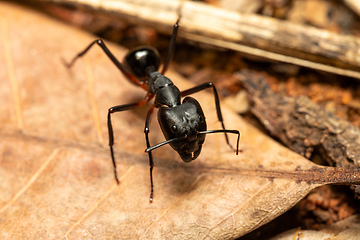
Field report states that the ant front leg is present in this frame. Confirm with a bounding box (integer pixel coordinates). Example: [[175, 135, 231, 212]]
[[107, 94, 154, 184], [144, 105, 156, 202], [181, 82, 235, 151]]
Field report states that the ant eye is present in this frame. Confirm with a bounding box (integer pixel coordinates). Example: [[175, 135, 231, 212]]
[[171, 125, 177, 133], [200, 115, 205, 123]]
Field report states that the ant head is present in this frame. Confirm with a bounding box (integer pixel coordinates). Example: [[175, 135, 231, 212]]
[[157, 97, 207, 162], [123, 46, 161, 79]]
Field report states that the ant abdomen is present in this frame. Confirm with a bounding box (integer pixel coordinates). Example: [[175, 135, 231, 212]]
[[124, 46, 161, 79]]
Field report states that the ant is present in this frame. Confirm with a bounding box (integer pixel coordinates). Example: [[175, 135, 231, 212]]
[[65, 18, 240, 202]]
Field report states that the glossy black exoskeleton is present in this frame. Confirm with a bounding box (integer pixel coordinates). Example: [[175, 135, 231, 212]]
[[65, 19, 240, 202]]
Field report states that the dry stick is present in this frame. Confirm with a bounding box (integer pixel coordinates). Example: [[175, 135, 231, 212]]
[[345, 0, 360, 17], [48, 0, 360, 79]]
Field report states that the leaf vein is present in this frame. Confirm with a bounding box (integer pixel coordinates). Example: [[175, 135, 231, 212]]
[[1, 17, 24, 129], [61, 166, 134, 239], [202, 180, 272, 239], [0, 148, 59, 214], [84, 58, 104, 145]]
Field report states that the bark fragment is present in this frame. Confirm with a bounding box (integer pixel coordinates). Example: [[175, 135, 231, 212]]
[[238, 70, 360, 169]]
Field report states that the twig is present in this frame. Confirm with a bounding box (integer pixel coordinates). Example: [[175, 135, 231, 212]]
[[345, 0, 360, 17], [46, 0, 360, 80]]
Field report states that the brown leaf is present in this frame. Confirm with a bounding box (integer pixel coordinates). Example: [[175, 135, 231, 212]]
[[270, 215, 360, 240], [0, 2, 360, 239]]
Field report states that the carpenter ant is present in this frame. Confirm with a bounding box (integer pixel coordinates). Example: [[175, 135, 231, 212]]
[[65, 18, 240, 202]]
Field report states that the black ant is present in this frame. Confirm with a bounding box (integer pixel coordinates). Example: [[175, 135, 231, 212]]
[[65, 19, 240, 202]]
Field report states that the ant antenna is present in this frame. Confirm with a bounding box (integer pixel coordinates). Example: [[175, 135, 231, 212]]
[[145, 129, 240, 154], [145, 135, 188, 153]]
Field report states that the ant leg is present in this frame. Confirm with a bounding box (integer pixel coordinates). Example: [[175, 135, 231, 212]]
[[181, 82, 235, 151], [65, 39, 148, 91], [161, 18, 180, 75], [144, 105, 156, 202], [108, 93, 154, 184]]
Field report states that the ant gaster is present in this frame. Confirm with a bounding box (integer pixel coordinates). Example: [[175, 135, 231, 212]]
[[66, 18, 240, 202]]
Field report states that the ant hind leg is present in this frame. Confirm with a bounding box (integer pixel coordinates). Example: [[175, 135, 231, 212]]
[[65, 39, 148, 91]]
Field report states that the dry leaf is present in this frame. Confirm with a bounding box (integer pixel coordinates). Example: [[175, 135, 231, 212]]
[[0, 2, 359, 239], [270, 215, 360, 240]]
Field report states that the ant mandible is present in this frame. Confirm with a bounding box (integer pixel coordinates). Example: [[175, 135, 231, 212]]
[[66, 18, 240, 202]]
